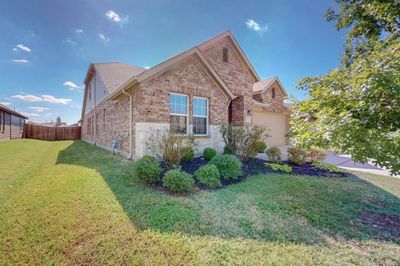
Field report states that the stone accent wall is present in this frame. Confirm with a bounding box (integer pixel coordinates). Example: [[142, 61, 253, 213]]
[[256, 81, 288, 113], [200, 37, 255, 125]]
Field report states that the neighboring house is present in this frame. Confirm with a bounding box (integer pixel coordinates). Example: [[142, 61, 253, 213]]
[[30, 116, 67, 127], [81, 31, 290, 158], [0, 104, 27, 141]]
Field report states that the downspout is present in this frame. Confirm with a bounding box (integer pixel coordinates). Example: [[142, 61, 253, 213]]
[[122, 87, 133, 159]]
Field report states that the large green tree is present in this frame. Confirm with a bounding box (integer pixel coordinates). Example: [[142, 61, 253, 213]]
[[326, 0, 400, 66], [290, 1, 400, 174]]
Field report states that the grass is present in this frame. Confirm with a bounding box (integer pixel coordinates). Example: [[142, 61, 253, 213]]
[[0, 139, 399, 265]]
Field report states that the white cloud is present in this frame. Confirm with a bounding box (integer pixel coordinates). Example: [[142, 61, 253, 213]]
[[0, 102, 11, 106], [63, 38, 77, 47], [246, 19, 268, 35], [21, 112, 40, 117], [12, 95, 41, 102], [12, 48, 18, 51], [12, 59, 29, 63], [63, 81, 82, 91], [98, 33, 110, 43], [105, 10, 128, 24], [29, 106, 49, 112], [75, 29, 83, 33], [15, 44, 32, 52], [12, 94, 72, 105], [144, 66, 151, 70], [41, 95, 72, 104]]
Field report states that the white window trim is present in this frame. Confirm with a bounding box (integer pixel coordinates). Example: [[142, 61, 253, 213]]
[[169, 92, 189, 135], [192, 96, 209, 136]]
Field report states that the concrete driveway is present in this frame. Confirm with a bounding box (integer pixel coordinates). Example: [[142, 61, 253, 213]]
[[323, 152, 399, 178]]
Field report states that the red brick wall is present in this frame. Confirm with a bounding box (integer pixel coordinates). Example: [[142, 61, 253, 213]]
[[258, 81, 288, 113], [135, 56, 229, 125], [200, 38, 255, 125]]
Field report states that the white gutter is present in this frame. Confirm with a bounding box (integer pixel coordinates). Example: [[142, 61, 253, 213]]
[[122, 87, 133, 159]]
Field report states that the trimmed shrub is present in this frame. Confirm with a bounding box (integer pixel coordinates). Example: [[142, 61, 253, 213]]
[[287, 147, 307, 165], [203, 147, 217, 160], [135, 155, 162, 184], [163, 169, 195, 193], [182, 147, 195, 162], [266, 147, 281, 162], [223, 145, 233, 155], [253, 141, 267, 153], [306, 148, 327, 162], [195, 164, 221, 188], [265, 163, 292, 173], [209, 154, 242, 180]]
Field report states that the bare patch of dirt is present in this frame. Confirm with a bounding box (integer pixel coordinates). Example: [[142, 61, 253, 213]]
[[358, 210, 400, 241]]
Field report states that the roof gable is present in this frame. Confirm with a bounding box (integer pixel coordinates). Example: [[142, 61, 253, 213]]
[[253, 76, 288, 97], [108, 47, 235, 100], [198, 31, 260, 82]]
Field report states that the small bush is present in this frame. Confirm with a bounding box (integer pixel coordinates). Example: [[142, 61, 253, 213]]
[[253, 141, 267, 153], [223, 145, 233, 155], [209, 154, 242, 180], [203, 147, 217, 160], [163, 169, 195, 193], [220, 124, 265, 160], [182, 147, 195, 162], [306, 148, 327, 162], [312, 161, 344, 173], [265, 163, 293, 173], [194, 164, 221, 188], [266, 147, 281, 162], [147, 133, 195, 167], [135, 155, 162, 184], [287, 147, 307, 165]]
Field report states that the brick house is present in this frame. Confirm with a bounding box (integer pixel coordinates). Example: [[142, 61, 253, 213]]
[[81, 31, 290, 158], [0, 103, 27, 141]]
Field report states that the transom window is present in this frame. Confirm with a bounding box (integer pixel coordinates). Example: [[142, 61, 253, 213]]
[[193, 97, 208, 135], [169, 93, 188, 134]]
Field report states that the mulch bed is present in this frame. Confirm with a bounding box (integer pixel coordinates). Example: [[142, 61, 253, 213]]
[[159, 156, 348, 189]]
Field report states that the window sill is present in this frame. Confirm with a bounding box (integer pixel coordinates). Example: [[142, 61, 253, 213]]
[[193, 135, 210, 139]]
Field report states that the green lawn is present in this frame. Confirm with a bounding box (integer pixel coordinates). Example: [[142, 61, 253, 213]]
[[1, 140, 399, 265]]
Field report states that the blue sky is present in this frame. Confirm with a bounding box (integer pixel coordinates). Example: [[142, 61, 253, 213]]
[[0, 0, 345, 124]]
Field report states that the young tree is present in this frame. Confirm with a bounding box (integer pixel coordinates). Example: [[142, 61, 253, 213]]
[[291, 1, 400, 174]]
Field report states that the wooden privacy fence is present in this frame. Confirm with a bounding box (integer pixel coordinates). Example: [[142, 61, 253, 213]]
[[25, 124, 81, 141]]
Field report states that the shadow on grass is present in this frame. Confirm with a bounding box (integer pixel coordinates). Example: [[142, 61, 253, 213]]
[[56, 141, 400, 245]]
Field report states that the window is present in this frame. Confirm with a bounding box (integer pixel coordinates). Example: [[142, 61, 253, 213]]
[[223, 47, 229, 63], [193, 97, 208, 135], [96, 112, 99, 135], [103, 109, 106, 130], [0, 112, 2, 131], [87, 117, 91, 135], [272, 88, 276, 99], [169, 93, 188, 134], [88, 83, 91, 100]]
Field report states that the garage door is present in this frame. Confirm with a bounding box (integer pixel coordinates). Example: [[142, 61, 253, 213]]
[[253, 111, 288, 146]]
